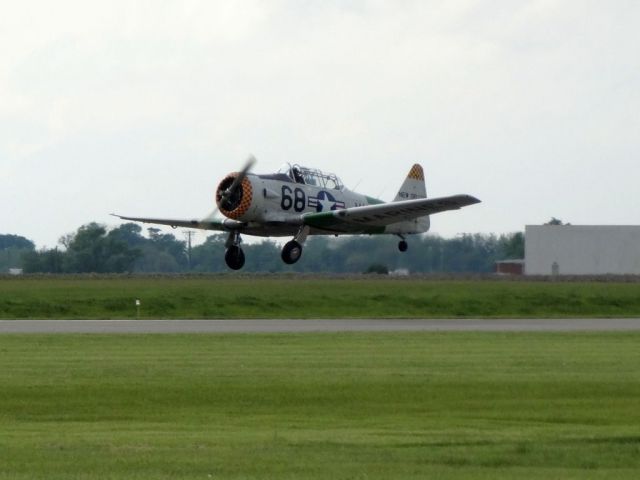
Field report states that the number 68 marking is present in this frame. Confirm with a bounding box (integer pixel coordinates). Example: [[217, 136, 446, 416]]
[[281, 186, 306, 212]]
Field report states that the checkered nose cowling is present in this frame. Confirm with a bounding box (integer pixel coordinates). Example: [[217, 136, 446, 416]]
[[216, 173, 254, 220]]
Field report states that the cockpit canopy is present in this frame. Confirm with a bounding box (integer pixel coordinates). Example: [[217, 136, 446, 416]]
[[277, 163, 344, 190]]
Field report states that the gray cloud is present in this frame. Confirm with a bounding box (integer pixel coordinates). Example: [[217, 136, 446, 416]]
[[1, 1, 639, 247]]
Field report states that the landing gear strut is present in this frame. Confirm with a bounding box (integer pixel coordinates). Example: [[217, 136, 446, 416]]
[[281, 226, 310, 265], [225, 231, 245, 270]]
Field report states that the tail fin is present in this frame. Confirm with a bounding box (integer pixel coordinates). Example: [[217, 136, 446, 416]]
[[394, 164, 426, 201]]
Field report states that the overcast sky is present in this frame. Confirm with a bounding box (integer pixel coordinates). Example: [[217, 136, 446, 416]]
[[1, 1, 638, 248]]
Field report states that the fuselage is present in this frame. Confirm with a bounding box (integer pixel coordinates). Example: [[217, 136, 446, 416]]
[[216, 170, 430, 237]]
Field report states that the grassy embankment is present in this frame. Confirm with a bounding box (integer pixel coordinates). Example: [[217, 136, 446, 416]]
[[1, 276, 640, 319], [1, 332, 639, 479]]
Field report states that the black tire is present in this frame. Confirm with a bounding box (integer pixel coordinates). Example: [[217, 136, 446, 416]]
[[398, 240, 408, 252], [281, 240, 303, 264], [225, 246, 245, 270]]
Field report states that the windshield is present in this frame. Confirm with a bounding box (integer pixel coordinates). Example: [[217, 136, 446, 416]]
[[279, 164, 344, 190]]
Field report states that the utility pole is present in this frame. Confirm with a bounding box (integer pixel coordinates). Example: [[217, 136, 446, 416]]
[[184, 231, 194, 271]]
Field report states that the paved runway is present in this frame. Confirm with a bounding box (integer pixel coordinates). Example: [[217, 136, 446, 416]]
[[1, 318, 640, 333]]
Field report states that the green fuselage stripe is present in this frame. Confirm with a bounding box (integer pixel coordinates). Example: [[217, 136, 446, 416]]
[[304, 212, 386, 234]]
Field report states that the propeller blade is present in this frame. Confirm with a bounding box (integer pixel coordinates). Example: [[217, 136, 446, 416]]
[[200, 207, 221, 222], [221, 155, 256, 203]]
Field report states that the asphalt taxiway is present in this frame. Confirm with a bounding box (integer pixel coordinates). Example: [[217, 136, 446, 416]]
[[1, 318, 640, 333]]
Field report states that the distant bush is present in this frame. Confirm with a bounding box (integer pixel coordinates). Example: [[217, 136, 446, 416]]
[[365, 263, 389, 275]]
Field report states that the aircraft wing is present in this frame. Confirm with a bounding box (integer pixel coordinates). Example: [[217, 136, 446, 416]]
[[110, 214, 242, 231], [302, 194, 480, 232]]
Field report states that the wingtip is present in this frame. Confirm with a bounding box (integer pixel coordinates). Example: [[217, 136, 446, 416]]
[[455, 195, 481, 205]]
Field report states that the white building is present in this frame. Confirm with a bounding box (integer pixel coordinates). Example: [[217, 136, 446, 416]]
[[525, 225, 640, 275]]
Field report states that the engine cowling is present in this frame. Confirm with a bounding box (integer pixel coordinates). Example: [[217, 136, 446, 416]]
[[216, 173, 254, 220]]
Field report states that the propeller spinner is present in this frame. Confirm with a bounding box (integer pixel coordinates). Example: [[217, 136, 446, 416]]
[[215, 155, 256, 219]]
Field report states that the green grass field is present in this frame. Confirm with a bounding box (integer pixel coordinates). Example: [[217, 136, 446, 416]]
[[1, 276, 640, 319], [1, 332, 639, 479]]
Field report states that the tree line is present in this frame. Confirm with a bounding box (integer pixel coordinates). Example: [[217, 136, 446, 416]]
[[1, 223, 524, 274]]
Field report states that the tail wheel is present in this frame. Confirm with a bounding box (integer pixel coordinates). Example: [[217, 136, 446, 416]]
[[281, 240, 303, 264], [398, 240, 408, 252], [225, 246, 245, 270]]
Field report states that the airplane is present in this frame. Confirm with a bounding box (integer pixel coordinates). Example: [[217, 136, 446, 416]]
[[113, 157, 480, 270]]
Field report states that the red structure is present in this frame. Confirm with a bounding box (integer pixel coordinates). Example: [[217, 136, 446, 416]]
[[495, 260, 524, 275]]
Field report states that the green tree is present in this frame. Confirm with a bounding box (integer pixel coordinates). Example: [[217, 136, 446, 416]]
[[545, 217, 570, 226], [22, 248, 64, 273], [0, 234, 35, 251], [145, 228, 188, 271], [24, 223, 142, 273], [243, 240, 283, 272], [191, 234, 227, 272], [109, 223, 147, 247], [497, 232, 524, 259], [0, 234, 35, 272]]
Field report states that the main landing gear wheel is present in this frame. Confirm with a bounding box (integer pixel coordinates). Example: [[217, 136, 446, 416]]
[[398, 240, 408, 252], [225, 245, 245, 270], [281, 240, 303, 265]]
